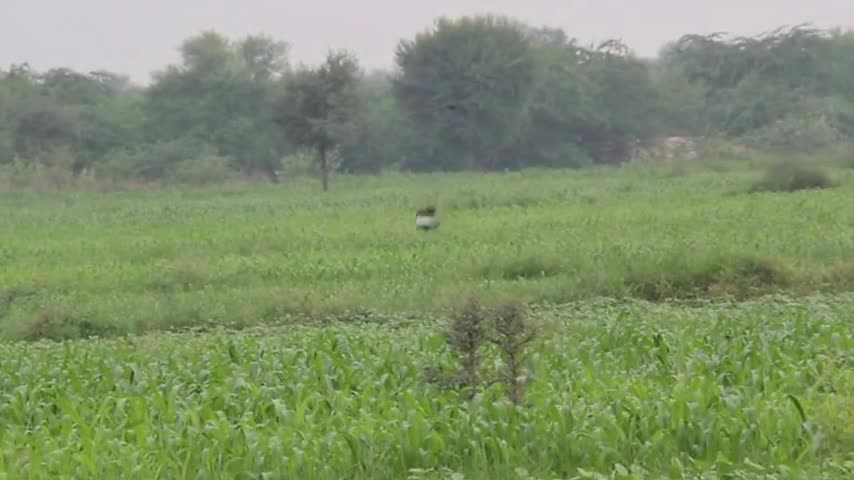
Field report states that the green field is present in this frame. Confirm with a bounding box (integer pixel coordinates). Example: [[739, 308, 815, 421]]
[[0, 297, 851, 479], [1, 162, 853, 478], [2, 164, 854, 339]]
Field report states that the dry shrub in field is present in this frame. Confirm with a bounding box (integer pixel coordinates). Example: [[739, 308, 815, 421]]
[[22, 307, 119, 341], [489, 302, 538, 405], [444, 298, 488, 389], [625, 255, 792, 301], [425, 297, 539, 404], [479, 254, 562, 281], [751, 159, 833, 193]]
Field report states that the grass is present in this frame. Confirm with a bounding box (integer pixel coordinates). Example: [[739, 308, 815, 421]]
[[0, 296, 851, 479], [1, 160, 853, 477], [2, 163, 854, 339]]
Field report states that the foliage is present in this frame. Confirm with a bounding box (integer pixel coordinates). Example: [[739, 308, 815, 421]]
[[3, 18, 854, 480], [429, 298, 489, 393], [0, 296, 850, 478], [4, 21, 854, 182], [2, 164, 854, 339], [427, 297, 538, 405], [486, 301, 538, 404], [751, 159, 835, 192], [143, 31, 290, 181], [502, 28, 600, 169], [273, 50, 362, 190], [392, 15, 538, 171], [660, 24, 854, 142], [335, 71, 409, 174], [169, 153, 237, 185]]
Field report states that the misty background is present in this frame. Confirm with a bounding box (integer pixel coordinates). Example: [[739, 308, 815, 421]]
[[3, 1, 852, 84], [1, 1, 854, 189]]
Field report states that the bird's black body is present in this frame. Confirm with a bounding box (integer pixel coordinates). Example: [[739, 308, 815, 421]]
[[416, 206, 436, 217]]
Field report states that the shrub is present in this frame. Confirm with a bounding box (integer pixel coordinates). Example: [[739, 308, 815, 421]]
[[751, 160, 833, 193], [824, 143, 854, 169], [445, 298, 488, 390], [95, 138, 218, 182], [0, 151, 76, 191], [479, 254, 562, 280], [743, 113, 844, 153], [425, 297, 539, 404], [170, 154, 236, 185], [488, 302, 538, 404], [625, 254, 792, 301]]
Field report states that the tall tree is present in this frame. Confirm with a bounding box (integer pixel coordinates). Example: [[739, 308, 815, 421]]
[[392, 15, 538, 171], [576, 40, 661, 163], [273, 50, 361, 191], [143, 31, 290, 181], [335, 70, 409, 174], [501, 28, 600, 169], [659, 24, 843, 139], [0, 65, 142, 173]]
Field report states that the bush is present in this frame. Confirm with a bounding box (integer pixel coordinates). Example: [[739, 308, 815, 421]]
[[95, 138, 218, 182], [624, 254, 792, 301], [479, 254, 562, 280], [0, 150, 77, 191], [751, 160, 833, 193], [424, 297, 539, 404], [743, 113, 844, 153], [280, 150, 319, 178], [824, 143, 854, 169], [169, 154, 236, 185]]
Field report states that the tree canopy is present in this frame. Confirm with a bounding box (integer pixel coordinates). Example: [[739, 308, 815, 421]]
[[273, 50, 361, 190], [2, 18, 853, 189]]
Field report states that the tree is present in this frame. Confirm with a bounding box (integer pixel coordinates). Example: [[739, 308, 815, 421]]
[[5, 22, 854, 185], [0, 64, 145, 173], [498, 28, 599, 169], [273, 50, 361, 191], [575, 40, 661, 163], [392, 15, 538, 171], [658, 24, 846, 141], [143, 31, 290, 181], [336, 70, 409, 174], [501, 30, 662, 167]]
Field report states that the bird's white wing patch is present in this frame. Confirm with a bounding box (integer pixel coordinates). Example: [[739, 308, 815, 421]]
[[416, 215, 436, 228]]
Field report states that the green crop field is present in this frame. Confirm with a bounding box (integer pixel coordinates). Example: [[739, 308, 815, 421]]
[[2, 163, 854, 340], [0, 298, 851, 479], [1, 161, 853, 478]]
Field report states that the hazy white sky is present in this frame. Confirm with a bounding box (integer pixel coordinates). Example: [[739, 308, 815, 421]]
[[2, 1, 853, 84]]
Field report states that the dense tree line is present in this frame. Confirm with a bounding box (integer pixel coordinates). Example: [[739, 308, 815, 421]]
[[1, 17, 853, 189]]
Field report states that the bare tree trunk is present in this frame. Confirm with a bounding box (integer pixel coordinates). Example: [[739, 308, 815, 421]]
[[506, 351, 522, 405], [319, 144, 329, 192]]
